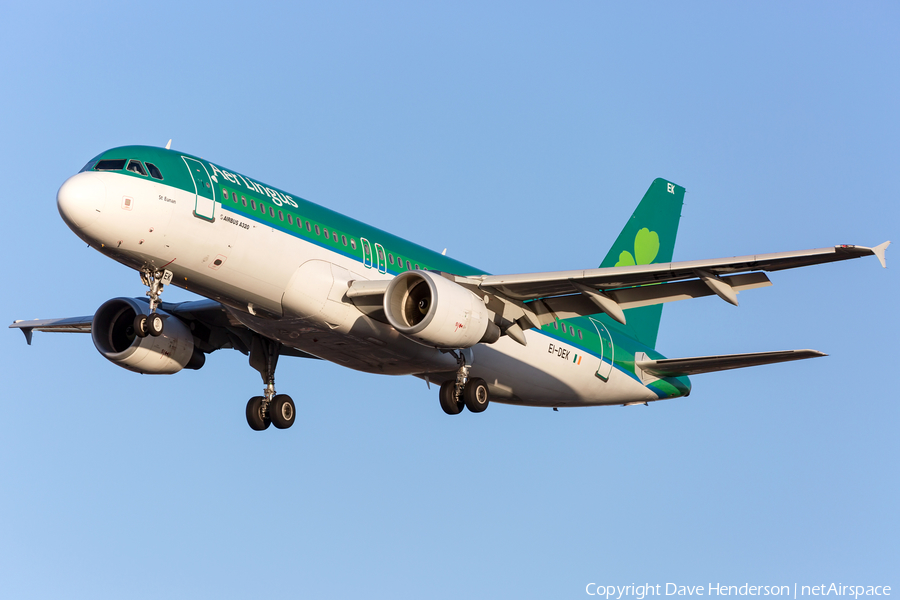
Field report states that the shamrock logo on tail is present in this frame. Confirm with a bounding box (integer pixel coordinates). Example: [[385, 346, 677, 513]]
[[615, 228, 660, 266]]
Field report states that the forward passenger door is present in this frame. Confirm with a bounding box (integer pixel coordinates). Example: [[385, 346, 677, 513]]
[[182, 157, 216, 221]]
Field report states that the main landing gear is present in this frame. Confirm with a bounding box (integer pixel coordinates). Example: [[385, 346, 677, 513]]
[[245, 336, 296, 431], [134, 268, 173, 338], [439, 351, 490, 415]]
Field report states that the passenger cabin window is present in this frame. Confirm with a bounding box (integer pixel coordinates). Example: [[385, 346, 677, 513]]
[[350, 239, 357, 250], [578, 330, 583, 339], [315, 225, 320, 235], [145, 162, 163, 180], [222, 189, 229, 200], [241, 196, 247, 207], [127, 160, 147, 176], [250, 199, 257, 210], [323, 228, 329, 238], [269, 207, 274, 218], [278, 210, 283, 221], [333, 232, 338, 243], [232, 192, 238, 203], [341, 235, 347, 246], [287, 214, 293, 225], [94, 159, 126, 171], [389, 253, 394, 264]]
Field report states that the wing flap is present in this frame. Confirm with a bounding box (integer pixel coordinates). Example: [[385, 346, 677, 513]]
[[636, 349, 827, 377], [540, 273, 772, 320]]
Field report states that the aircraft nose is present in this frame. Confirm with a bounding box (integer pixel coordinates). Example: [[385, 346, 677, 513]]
[[57, 172, 107, 230]]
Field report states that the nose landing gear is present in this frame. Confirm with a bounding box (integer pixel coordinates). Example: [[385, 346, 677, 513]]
[[134, 312, 164, 337], [134, 268, 172, 338]]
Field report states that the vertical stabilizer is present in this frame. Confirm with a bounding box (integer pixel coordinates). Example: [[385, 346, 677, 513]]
[[600, 178, 685, 348]]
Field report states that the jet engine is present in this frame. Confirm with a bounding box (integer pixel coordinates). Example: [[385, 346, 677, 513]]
[[91, 297, 205, 374], [384, 271, 500, 349]]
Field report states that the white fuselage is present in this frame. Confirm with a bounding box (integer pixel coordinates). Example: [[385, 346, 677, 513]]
[[58, 170, 659, 408]]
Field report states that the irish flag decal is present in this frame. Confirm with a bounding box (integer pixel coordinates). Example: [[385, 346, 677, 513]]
[[573, 354, 583, 365]]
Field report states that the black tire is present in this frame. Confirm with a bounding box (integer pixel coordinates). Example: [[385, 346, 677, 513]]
[[463, 377, 490, 413], [439, 381, 464, 415], [246, 396, 270, 431], [133, 314, 149, 338], [147, 313, 164, 337], [270, 394, 295, 429]]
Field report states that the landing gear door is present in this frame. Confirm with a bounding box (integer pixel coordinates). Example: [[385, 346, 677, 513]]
[[589, 317, 614, 382], [182, 156, 216, 222]]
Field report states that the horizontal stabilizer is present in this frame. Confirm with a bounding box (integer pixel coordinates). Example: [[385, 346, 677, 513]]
[[636, 349, 826, 377]]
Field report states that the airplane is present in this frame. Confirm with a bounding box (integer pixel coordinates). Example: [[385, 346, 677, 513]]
[[10, 145, 890, 431]]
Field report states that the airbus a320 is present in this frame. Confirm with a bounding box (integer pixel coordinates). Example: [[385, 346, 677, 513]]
[[11, 145, 889, 430]]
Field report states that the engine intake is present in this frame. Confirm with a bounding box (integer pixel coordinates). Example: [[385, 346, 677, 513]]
[[384, 271, 499, 349], [91, 297, 204, 374]]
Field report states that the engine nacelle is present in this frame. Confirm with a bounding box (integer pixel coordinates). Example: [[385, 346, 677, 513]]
[[384, 271, 500, 349], [91, 297, 204, 374]]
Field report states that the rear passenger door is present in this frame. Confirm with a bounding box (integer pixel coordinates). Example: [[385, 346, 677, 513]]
[[182, 157, 216, 221], [374, 243, 387, 274], [360, 238, 373, 268], [589, 317, 614, 382]]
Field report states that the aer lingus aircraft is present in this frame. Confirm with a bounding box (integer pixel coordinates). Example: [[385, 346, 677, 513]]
[[11, 145, 890, 431]]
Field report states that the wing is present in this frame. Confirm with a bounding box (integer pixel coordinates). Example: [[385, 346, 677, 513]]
[[9, 299, 319, 360], [10, 316, 93, 344], [450, 242, 890, 330], [471, 242, 889, 300], [346, 241, 888, 346]]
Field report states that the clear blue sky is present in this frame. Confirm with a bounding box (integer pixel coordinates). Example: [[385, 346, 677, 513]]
[[1, 2, 897, 598]]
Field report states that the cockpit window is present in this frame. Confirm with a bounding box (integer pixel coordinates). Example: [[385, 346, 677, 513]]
[[145, 162, 163, 180], [127, 160, 147, 176], [94, 159, 126, 171], [80, 160, 97, 172]]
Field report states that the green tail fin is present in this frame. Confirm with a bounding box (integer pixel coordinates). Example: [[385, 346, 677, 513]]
[[600, 178, 685, 349]]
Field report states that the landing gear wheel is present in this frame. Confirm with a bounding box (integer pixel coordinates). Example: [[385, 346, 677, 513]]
[[246, 396, 271, 431], [147, 313, 164, 337], [270, 394, 296, 429], [439, 381, 464, 415], [133, 314, 149, 338], [464, 377, 490, 413]]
